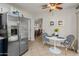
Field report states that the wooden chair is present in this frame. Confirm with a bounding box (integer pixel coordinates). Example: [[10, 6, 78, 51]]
[[61, 34, 75, 55]]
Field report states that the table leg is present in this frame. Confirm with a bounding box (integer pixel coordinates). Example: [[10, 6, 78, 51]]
[[49, 40, 61, 54]]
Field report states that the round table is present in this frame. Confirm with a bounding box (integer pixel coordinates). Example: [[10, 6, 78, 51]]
[[46, 36, 66, 54]]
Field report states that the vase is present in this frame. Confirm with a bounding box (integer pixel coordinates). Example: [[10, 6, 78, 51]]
[[55, 32, 59, 37]]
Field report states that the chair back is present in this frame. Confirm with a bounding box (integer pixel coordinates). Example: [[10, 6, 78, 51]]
[[42, 33, 48, 36], [42, 33, 49, 42], [64, 34, 75, 47]]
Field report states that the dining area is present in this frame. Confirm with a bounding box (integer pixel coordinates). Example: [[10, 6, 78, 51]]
[[42, 32, 76, 55]]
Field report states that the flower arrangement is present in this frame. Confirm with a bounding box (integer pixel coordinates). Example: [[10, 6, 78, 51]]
[[54, 28, 59, 32], [54, 28, 59, 36]]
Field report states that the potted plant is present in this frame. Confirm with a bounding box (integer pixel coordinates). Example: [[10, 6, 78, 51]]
[[54, 28, 59, 37]]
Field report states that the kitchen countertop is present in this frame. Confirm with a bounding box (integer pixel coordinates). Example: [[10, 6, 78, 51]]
[[0, 36, 5, 40]]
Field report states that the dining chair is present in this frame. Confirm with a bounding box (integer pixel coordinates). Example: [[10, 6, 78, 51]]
[[42, 33, 49, 44], [61, 34, 75, 55]]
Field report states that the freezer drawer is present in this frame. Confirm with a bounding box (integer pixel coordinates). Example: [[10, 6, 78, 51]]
[[19, 38, 28, 55]]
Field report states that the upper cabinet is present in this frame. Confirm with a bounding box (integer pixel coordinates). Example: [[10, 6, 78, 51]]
[[0, 4, 21, 14], [0, 4, 10, 13]]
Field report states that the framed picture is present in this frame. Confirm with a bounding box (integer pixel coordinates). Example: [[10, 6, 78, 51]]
[[58, 21, 63, 26], [50, 21, 54, 26]]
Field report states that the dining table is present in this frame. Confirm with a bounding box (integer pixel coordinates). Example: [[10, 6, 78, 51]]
[[46, 36, 66, 54]]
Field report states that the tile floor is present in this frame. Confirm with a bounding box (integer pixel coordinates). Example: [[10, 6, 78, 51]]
[[23, 36, 79, 56]]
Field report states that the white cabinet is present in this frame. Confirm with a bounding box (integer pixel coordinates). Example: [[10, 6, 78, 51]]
[[0, 4, 10, 13]]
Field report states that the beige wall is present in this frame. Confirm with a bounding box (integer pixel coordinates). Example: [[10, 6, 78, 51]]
[[35, 7, 77, 38]]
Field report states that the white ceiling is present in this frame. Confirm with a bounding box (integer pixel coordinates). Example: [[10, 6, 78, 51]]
[[12, 3, 78, 15]]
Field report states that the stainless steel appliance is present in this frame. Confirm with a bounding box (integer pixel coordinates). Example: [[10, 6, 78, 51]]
[[0, 12, 29, 56]]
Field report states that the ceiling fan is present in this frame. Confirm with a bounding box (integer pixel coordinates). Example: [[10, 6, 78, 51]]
[[42, 3, 63, 12]]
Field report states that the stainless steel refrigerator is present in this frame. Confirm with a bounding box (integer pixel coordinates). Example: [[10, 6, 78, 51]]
[[0, 12, 29, 56]]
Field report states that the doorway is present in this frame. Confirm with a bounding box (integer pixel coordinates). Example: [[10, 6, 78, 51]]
[[34, 18, 43, 39]]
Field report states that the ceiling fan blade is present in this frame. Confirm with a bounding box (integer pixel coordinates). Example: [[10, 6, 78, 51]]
[[56, 3, 62, 5], [56, 7, 63, 9], [56, 5, 62, 8], [42, 4, 48, 9]]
